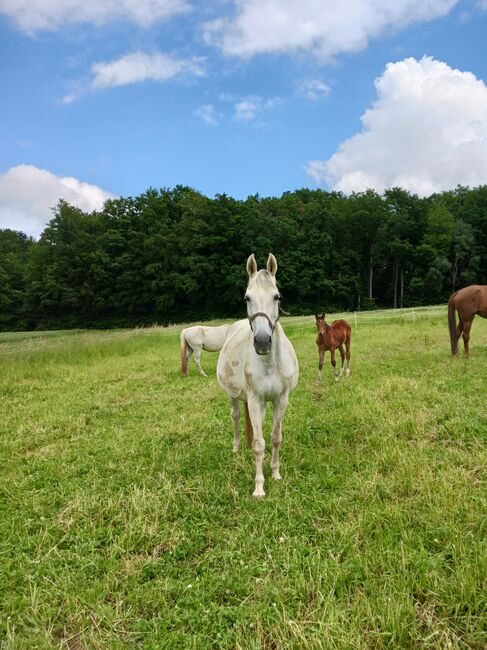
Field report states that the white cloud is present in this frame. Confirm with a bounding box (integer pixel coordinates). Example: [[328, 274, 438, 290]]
[[0, 0, 189, 33], [0, 165, 114, 236], [298, 79, 331, 100], [204, 0, 459, 60], [218, 94, 278, 122], [61, 51, 205, 102], [194, 104, 222, 126], [234, 99, 260, 122], [91, 51, 205, 89], [306, 57, 487, 196]]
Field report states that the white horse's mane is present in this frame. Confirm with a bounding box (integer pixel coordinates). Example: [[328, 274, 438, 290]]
[[248, 269, 277, 290]]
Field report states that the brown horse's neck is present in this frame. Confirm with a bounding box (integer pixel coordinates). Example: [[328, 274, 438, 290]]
[[318, 323, 333, 348]]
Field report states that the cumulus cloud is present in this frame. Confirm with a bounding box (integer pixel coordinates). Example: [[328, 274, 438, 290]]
[[306, 57, 487, 196], [204, 0, 459, 60], [0, 165, 114, 236], [0, 0, 189, 33]]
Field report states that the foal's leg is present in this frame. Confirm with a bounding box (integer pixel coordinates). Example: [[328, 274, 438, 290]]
[[345, 336, 351, 376], [231, 398, 240, 452], [338, 345, 345, 377], [248, 395, 266, 497], [317, 349, 325, 383], [193, 347, 207, 377], [270, 392, 289, 481], [330, 348, 339, 381]]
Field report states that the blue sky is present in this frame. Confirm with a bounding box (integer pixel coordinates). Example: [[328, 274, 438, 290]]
[[1, 0, 487, 235]]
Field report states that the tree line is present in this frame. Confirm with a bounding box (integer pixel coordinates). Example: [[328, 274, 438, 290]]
[[1, 184, 486, 331]]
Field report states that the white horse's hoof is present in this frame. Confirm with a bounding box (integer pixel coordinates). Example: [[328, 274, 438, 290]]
[[334, 376, 339, 382], [272, 471, 282, 481], [232, 445, 239, 453], [252, 485, 265, 497]]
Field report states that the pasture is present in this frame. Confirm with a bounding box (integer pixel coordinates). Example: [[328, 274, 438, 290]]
[[1, 311, 486, 649]]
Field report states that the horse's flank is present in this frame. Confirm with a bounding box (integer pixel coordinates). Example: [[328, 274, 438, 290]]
[[180, 322, 245, 376], [448, 284, 487, 356]]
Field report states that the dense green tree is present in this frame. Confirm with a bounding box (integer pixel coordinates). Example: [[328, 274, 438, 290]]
[[0, 229, 34, 329], [0, 184, 486, 330]]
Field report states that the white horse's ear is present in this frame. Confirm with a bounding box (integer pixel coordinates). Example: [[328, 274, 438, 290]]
[[246, 254, 258, 278], [266, 253, 278, 276]]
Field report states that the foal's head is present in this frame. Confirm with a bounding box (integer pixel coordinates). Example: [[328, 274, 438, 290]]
[[315, 313, 327, 337], [245, 253, 281, 355]]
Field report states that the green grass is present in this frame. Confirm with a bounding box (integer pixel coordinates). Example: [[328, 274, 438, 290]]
[[1, 312, 486, 649]]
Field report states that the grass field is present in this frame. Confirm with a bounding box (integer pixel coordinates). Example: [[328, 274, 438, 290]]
[[1, 311, 486, 649]]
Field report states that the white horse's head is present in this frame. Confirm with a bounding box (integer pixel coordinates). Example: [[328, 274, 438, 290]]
[[245, 253, 281, 355]]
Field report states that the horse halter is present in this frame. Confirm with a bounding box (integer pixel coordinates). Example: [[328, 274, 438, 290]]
[[248, 310, 279, 333], [248, 305, 288, 333]]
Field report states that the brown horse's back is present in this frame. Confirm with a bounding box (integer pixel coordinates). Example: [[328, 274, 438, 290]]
[[453, 285, 487, 317]]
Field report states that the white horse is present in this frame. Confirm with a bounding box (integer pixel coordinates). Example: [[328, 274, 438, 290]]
[[180, 322, 245, 376], [217, 253, 299, 497]]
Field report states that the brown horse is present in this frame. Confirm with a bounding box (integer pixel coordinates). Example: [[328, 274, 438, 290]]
[[448, 285, 487, 356], [315, 313, 352, 382]]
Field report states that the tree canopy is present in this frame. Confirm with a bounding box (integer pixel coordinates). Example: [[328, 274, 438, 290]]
[[1, 185, 486, 331]]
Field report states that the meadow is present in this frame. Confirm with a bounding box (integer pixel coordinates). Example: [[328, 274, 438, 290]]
[[1, 311, 486, 649]]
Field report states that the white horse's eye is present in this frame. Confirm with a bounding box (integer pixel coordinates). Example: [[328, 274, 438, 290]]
[[244, 295, 250, 302], [274, 294, 280, 301]]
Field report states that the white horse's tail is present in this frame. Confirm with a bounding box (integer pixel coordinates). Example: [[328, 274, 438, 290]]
[[180, 330, 191, 375], [244, 401, 253, 448]]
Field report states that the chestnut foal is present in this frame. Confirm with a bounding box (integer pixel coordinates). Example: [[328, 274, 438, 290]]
[[315, 313, 352, 383]]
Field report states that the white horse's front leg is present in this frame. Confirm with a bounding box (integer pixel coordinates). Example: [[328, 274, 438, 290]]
[[193, 348, 207, 377], [271, 392, 289, 481], [248, 396, 266, 497], [231, 398, 240, 453]]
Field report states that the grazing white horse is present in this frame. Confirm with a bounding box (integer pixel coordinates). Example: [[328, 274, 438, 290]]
[[217, 253, 299, 497], [180, 322, 245, 376]]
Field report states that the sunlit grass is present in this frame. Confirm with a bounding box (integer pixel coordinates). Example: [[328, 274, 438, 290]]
[[1, 312, 486, 648]]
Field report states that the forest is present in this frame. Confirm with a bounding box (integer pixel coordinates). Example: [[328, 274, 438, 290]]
[[1, 184, 486, 331]]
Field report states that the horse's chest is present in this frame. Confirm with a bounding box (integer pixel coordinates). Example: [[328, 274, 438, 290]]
[[247, 368, 286, 399]]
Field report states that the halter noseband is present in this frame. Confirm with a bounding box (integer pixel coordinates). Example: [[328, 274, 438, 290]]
[[248, 305, 288, 333], [248, 311, 279, 333]]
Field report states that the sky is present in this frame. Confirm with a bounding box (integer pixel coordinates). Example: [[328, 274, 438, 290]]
[[1, 0, 487, 235]]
